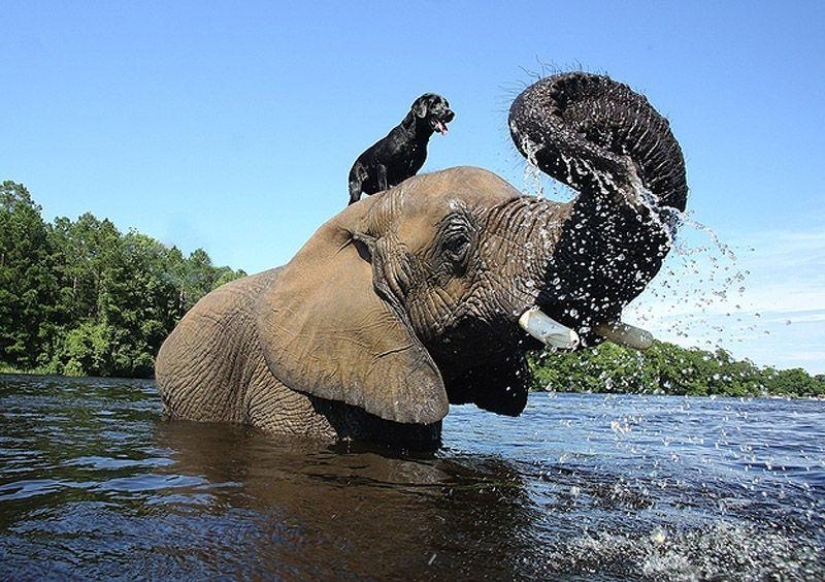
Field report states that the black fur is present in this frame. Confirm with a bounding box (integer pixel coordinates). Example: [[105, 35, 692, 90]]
[[348, 93, 454, 205]]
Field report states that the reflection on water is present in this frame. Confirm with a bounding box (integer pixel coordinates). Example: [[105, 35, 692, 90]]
[[1, 374, 823, 580]]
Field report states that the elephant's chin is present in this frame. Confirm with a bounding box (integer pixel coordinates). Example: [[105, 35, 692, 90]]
[[518, 307, 653, 351]]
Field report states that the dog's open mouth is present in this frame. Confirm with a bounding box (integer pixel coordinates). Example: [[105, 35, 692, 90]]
[[430, 107, 455, 135], [432, 119, 449, 135]]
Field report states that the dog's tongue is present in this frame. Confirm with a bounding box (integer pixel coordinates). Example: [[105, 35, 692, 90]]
[[435, 120, 448, 135]]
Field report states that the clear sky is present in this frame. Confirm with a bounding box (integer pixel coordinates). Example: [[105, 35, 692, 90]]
[[3, 2, 824, 374]]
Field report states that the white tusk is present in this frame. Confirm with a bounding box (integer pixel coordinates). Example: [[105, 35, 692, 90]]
[[519, 309, 580, 350], [593, 322, 654, 350]]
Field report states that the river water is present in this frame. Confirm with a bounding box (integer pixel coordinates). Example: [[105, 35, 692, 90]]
[[1, 374, 823, 580]]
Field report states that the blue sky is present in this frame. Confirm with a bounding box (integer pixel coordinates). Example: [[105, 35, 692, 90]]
[[3, 2, 824, 374]]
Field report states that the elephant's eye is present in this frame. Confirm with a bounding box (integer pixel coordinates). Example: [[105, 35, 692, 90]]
[[437, 210, 475, 273], [442, 234, 471, 262]]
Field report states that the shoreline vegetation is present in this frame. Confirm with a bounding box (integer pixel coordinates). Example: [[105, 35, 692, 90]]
[[1, 180, 245, 378], [528, 342, 825, 399], [3, 180, 824, 397]]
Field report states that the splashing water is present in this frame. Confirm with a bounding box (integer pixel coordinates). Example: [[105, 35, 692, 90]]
[[513, 140, 754, 360], [627, 210, 755, 355], [513, 128, 554, 199]]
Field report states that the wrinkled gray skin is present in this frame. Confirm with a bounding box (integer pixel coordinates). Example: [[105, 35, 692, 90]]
[[508, 72, 687, 335], [155, 72, 688, 449]]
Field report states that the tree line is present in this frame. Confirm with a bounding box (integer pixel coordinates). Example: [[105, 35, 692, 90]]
[[1, 181, 245, 377], [3, 180, 823, 396], [529, 341, 825, 398]]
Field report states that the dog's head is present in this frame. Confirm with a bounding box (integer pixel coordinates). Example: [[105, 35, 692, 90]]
[[412, 93, 455, 135]]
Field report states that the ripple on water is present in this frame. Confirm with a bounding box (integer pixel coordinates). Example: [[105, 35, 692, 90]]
[[1, 375, 824, 580]]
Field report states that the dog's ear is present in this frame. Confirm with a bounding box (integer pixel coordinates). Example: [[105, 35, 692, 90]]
[[413, 93, 436, 118]]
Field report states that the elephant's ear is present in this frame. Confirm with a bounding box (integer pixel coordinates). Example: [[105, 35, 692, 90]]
[[256, 200, 448, 425]]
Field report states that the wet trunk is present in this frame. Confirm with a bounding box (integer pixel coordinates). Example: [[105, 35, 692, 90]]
[[507, 72, 689, 345], [509, 72, 687, 213], [535, 190, 674, 340], [479, 192, 668, 333]]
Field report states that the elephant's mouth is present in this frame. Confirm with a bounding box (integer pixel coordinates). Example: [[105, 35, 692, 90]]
[[518, 306, 653, 351]]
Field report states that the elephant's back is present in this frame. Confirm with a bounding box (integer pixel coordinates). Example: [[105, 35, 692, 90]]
[[192, 267, 283, 315], [154, 268, 284, 421]]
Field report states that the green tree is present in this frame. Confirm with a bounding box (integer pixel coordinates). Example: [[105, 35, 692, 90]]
[[766, 367, 823, 397], [0, 181, 58, 368], [177, 248, 245, 312], [59, 322, 112, 376], [49, 212, 125, 324], [2, 181, 248, 377], [530, 339, 822, 398], [102, 231, 184, 376]]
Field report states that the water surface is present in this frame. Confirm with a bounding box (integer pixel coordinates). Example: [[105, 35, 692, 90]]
[[1, 374, 823, 580]]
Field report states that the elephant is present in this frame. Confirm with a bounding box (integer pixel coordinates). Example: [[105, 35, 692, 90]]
[[155, 72, 688, 449]]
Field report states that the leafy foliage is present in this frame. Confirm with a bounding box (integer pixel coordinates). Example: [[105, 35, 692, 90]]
[[0, 181, 246, 377], [529, 341, 825, 398], [1, 182, 58, 369]]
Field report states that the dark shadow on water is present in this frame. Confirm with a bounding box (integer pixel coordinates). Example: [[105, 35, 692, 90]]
[[150, 420, 546, 580]]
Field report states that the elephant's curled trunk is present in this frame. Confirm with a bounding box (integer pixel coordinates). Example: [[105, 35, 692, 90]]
[[508, 72, 689, 347], [509, 72, 687, 212]]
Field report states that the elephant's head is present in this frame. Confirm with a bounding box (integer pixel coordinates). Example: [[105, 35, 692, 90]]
[[156, 72, 687, 444], [259, 73, 686, 427]]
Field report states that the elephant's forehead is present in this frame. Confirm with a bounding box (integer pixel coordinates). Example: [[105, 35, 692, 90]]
[[400, 166, 520, 214], [388, 167, 520, 251]]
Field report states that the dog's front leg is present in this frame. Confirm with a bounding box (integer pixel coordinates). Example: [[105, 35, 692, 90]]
[[348, 162, 368, 205], [376, 164, 389, 192], [348, 178, 362, 205]]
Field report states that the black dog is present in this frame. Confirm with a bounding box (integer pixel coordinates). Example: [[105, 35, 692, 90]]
[[348, 93, 454, 205]]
